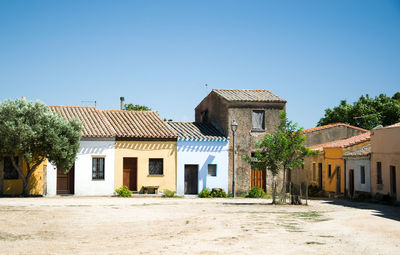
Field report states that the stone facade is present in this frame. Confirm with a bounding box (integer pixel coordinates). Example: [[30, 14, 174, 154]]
[[195, 90, 286, 194], [304, 125, 367, 147]]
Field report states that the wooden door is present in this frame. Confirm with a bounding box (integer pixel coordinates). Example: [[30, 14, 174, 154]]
[[349, 169, 354, 198], [123, 158, 137, 191], [251, 169, 266, 192], [336, 166, 341, 194], [318, 163, 323, 188], [184, 165, 198, 195], [57, 165, 74, 194], [390, 166, 396, 198]]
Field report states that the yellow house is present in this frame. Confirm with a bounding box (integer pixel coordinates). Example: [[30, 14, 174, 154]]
[[0, 156, 45, 195], [313, 132, 371, 194], [102, 110, 177, 193]]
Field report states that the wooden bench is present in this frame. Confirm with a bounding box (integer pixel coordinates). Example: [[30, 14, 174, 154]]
[[142, 186, 159, 194]]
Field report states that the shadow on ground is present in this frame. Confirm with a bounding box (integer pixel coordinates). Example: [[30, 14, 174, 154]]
[[322, 199, 400, 222]]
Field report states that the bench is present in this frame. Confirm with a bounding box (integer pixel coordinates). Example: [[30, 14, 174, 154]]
[[142, 186, 159, 194]]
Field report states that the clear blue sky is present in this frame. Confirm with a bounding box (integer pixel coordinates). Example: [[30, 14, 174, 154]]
[[1, 0, 399, 129]]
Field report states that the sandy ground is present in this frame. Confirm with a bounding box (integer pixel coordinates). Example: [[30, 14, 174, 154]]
[[0, 197, 399, 255]]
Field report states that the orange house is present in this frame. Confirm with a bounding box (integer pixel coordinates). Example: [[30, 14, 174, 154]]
[[309, 132, 371, 194]]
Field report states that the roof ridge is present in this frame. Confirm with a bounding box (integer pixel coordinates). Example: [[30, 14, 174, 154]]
[[100, 109, 158, 113], [302, 123, 368, 133], [49, 105, 97, 109]]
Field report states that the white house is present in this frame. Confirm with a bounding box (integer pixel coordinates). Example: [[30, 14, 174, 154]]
[[46, 106, 116, 196], [168, 122, 229, 195], [344, 143, 371, 197]]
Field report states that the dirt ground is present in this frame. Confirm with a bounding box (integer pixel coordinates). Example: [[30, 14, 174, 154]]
[[0, 197, 399, 255]]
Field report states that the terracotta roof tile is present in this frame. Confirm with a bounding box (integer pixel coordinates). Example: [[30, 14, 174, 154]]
[[309, 132, 371, 151], [302, 123, 368, 134], [49, 106, 116, 138], [102, 110, 177, 139], [168, 122, 227, 141], [212, 89, 286, 103], [343, 144, 371, 157], [384, 122, 400, 128]]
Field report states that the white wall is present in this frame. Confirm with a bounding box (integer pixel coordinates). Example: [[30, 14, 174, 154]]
[[176, 140, 229, 195], [346, 158, 371, 193], [47, 140, 115, 196]]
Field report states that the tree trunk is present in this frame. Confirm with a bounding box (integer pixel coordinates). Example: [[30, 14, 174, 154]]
[[11, 156, 43, 196], [281, 167, 286, 204], [272, 176, 277, 204]]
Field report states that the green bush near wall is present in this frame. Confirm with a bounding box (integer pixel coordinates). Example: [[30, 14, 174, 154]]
[[115, 186, 132, 197]]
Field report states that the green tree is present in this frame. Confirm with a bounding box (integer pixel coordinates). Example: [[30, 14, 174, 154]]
[[124, 103, 151, 111], [277, 111, 313, 203], [318, 93, 400, 130], [244, 111, 311, 204], [0, 99, 82, 196]]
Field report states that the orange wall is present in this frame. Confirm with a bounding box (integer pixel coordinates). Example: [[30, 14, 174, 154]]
[[324, 148, 345, 193]]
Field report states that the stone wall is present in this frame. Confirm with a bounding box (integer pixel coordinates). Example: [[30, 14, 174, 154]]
[[304, 126, 366, 147]]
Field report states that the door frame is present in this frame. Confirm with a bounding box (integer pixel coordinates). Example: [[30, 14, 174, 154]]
[[56, 164, 75, 195], [123, 157, 138, 191], [390, 166, 396, 199], [184, 164, 199, 195], [349, 169, 355, 198]]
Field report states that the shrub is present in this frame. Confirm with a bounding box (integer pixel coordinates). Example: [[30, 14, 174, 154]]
[[210, 188, 226, 198], [308, 184, 320, 197], [163, 189, 176, 197], [115, 186, 132, 197], [198, 188, 211, 198], [246, 186, 266, 198]]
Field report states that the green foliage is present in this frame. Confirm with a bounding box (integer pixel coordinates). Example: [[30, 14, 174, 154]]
[[246, 186, 266, 198], [0, 99, 82, 195], [163, 189, 176, 197], [198, 188, 211, 198], [115, 186, 132, 197], [210, 188, 226, 198], [243, 111, 311, 204], [124, 103, 151, 111], [317, 93, 400, 130]]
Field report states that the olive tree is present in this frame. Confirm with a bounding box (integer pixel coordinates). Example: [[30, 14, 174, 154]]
[[0, 99, 82, 196]]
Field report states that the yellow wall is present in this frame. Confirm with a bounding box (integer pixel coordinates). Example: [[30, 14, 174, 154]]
[[292, 153, 324, 189], [114, 141, 177, 192], [1, 157, 45, 195], [324, 148, 344, 193]]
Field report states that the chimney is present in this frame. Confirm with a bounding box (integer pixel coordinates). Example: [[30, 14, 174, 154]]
[[120, 97, 125, 110], [22, 96, 26, 101]]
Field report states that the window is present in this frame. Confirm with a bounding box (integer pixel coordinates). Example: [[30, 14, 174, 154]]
[[208, 164, 217, 176], [200, 110, 208, 123], [312, 163, 316, 181], [92, 158, 105, 180], [149, 158, 163, 175], [360, 166, 365, 184], [328, 164, 332, 178], [4, 157, 19, 180], [252, 110, 265, 131], [377, 162, 382, 184]]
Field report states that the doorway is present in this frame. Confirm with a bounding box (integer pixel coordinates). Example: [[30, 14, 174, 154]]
[[123, 158, 137, 191], [184, 165, 198, 195], [57, 164, 74, 194], [336, 166, 341, 194], [318, 163, 323, 188], [349, 169, 355, 198], [390, 166, 396, 199], [251, 168, 266, 192]]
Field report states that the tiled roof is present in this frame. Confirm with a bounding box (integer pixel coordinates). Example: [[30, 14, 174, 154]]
[[343, 144, 371, 157], [384, 122, 400, 129], [212, 89, 286, 103], [302, 123, 367, 134], [310, 131, 371, 152], [49, 106, 116, 138], [102, 110, 177, 139], [168, 122, 227, 141]]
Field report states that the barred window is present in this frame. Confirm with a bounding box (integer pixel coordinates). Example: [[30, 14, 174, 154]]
[[208, 164, 217, 177], [4, 157, 19, 180], [149, 159, 163, 175], [360, 166, 365, 184], [92, 158, 105, 180], [377, 162, 382, 184]]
